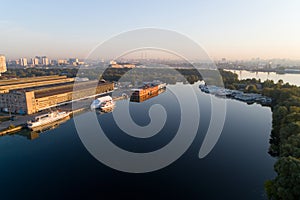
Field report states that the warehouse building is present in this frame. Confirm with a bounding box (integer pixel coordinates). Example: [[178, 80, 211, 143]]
[[0, 76, 114, 114]]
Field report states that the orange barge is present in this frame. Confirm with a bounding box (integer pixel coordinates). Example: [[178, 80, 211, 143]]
[[130, 83, 160, 102]]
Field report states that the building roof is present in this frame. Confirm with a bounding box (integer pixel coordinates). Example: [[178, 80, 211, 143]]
[[0, 76, 74, 91], [33, 80, 112, 98]]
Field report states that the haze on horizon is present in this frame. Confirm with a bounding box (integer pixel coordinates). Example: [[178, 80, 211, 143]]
[[0, 0, 300, 60]]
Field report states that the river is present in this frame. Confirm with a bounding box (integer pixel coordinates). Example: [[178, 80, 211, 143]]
[[0, 82, 275, 200], [226, 69, 300, 86]]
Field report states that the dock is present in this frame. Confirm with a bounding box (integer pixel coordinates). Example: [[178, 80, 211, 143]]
[[0, 125, 24, 136], [0, 107, 86, 136], [0, 94, 129, 136], [199, 84, 272, 105]]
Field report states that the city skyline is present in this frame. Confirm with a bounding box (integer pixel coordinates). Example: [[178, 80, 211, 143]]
[[1, 1, 300, 60]]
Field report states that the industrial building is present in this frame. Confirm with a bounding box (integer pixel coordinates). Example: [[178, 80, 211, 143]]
[[0, 75, 114, 114], [109, 60, 136, 68]]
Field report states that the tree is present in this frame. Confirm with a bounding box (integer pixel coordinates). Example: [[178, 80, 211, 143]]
[[263, 79, 275, 88], [280, 122, 300, 142], [278, 79, 284, 86], [281, 134, 300, 157], [272, 157, 300, 200], [245, 84, 258, 93], [273, 106, 288, 126]]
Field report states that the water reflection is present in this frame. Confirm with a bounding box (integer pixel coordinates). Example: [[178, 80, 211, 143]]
[[17, 116, 71, 140], [0, 82, 276, 200], [130, 88, 166, 102], [227, 69, 300, 86]]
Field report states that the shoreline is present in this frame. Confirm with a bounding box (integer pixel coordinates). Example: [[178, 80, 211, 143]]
[[0, 95, 128, 136]]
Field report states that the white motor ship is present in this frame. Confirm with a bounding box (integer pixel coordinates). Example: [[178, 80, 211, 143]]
[[27, 111, 70, 129], [90, 95, 114, 110]]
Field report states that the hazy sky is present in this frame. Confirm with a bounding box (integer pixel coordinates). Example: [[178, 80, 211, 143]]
[[0, 0, 300, 60]]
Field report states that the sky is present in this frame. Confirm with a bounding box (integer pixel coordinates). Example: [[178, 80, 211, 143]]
[[0, 0, 300, 60]]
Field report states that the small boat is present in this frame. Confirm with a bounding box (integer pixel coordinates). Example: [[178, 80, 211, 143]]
[[27, 111, 70, 130], [90, 95, 114, 110]]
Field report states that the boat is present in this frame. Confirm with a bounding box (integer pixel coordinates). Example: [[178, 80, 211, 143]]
[[90, 95, 113, 109], [27, 111, 70, 130], [130, 83, 158, 102], [130, 81, 167, 102], [199, 85, 220, 94]]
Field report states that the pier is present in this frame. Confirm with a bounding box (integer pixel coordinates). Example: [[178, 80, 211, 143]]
[[199, 84, 272, 105], [0, 94, 129, 136]]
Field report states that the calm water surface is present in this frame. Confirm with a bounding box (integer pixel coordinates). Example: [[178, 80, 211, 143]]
[[0, 83, 275, 200], [226, 69, 300, 86]]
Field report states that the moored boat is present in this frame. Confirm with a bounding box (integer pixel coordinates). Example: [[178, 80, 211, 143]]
[[90, 95, 113, 110], [27, 111, 70, 130], [130, 82, 159, 102]]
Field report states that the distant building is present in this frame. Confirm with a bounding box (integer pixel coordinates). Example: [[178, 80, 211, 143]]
[[123, 63, 136, 68], [77, 61, 85, 66], [58, 59, 68, 65], [41, 56, 49, 65], [10, 59, 20, 66], [69, 58, 79, 66], [8, 60, 18, 66], [69, 58, 84, 66], [50, 59, 58, 65], [109, 60, 136, 68], [220, 58, 227, 64], [32, 57, 40, 66], [0, 55, 7, 75], [31, 56, 49, 66], [20, 58, 28, 67]]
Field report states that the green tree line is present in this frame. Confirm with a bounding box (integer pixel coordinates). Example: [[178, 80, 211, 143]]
[[221, 70, 300, 200]]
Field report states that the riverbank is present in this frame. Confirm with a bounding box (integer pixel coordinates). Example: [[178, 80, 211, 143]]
[[220, 69, 300, 199], [0, 95, 128, 136], [224, 69, 300, 86], [199, 84, 272, 105], [0, 107, 86, 136], [0, 125, 23, 136], [221, 68, 300, 74]]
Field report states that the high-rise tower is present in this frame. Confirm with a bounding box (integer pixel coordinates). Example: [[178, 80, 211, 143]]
[[0, 54, 7, 76]]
